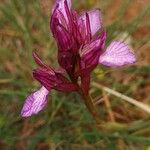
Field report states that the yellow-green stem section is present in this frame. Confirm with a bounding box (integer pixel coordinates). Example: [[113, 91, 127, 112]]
[[82, 93, 101, 124], [70, 77, 101, 124]]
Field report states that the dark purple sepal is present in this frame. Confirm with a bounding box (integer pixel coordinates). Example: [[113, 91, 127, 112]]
[[33, 68, 78, 93]]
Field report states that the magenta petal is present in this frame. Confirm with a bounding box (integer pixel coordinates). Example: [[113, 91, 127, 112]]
[[78, 9, 102, 36], [52, 0, 71, 22], [75, 32, 106, 77], [99, 41, 136, 67], [55, 24, 72, 51], [21, 86, 49, 117], [88, 9, 102, 36], [80, 38, 101, 67], [32, 51, 49, 69], [53, 0, 71, 12], [81, 32, 106, 57]]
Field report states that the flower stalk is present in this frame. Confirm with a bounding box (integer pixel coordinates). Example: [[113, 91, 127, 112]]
[[81, 92, 101, 124]]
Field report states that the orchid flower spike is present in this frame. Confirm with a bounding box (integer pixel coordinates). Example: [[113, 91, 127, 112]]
[[21, 0, 136, 117]]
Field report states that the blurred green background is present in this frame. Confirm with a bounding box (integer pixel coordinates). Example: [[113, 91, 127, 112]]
[[0, 0, 150, 149]]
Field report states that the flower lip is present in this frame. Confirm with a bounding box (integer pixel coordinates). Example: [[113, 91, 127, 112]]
[[21, 86, 49, 117], [99, 41, 136, 67]]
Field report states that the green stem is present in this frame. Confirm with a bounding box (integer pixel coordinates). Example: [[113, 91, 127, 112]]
[[69, 76, 101, 124], [80, 91, 101, 124]]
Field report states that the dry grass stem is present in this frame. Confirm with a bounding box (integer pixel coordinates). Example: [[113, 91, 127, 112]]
[[92, 82, 150, 114], [103, 91, 115, 122]]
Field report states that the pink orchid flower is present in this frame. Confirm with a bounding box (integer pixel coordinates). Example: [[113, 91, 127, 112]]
[[21, 0, 136, 117]]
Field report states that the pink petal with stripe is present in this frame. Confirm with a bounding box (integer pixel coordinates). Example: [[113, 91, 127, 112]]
[[99, 41, 136, 67], [21, 86, 49, 117], [52, 0, 71, 22], [78, 9, 102, 36]]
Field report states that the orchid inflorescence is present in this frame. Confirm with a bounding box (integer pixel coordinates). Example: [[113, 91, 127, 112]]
[[21, 0, 136, 121]]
